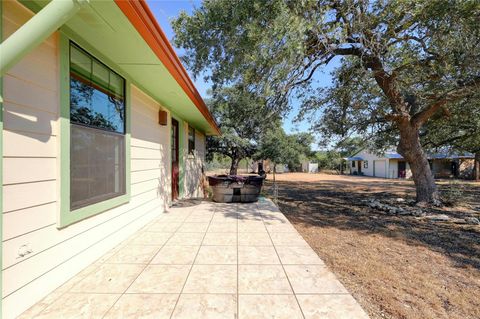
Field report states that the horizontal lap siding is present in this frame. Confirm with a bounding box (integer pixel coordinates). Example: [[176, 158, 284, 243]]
[[2, 2, 170, 318], [184, 129, 206, 198]]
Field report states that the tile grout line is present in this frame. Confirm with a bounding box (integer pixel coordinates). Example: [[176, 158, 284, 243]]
[[262, 201, 307, 319], [168, 204, 217, 319], [100, 208, 192, 319], [30, 223, 149, 318]]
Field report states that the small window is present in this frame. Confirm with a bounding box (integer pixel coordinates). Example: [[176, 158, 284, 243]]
[[364, 161, 368, 168], [188, 126, 195, 154], [69, 42, 126, 210], [352, 161, 355, 168]]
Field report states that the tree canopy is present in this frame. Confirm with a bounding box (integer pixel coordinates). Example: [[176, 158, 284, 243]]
[[254, 126, 314, 172], [173, 0, 480, 203], [206, 85, 278, 174]]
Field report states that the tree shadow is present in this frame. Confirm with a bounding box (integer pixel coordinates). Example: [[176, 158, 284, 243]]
[[264, 179, 480, 270]]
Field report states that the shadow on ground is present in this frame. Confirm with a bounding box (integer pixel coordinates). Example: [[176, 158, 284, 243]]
[[265, 179, 480, 269]]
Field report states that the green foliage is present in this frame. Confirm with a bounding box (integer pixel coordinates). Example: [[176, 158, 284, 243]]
[[255, 126, 313, 171], [422, 97, 480, 155], [173, 0, 480, 201], [441, 180, 466, 207], [206, 85, 279, 174]]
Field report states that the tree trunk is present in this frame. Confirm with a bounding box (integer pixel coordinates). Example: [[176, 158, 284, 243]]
[[229, 157, 240, 175], [397, 122, 441, 205], [474, 152, 480, 181]]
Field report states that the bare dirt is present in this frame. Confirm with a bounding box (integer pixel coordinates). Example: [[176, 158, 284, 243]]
[[264, 173, 480, 319]]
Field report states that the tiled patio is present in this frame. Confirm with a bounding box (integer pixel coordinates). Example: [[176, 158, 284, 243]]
[[19, 198, 369, 319]]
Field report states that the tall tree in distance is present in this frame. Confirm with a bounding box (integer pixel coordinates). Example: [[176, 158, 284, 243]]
[[206, 85, 278, 175], [173, 0, 480, 205]]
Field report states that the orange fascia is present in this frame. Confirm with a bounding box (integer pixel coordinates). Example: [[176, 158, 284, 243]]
[[114, 0, 220, 135]]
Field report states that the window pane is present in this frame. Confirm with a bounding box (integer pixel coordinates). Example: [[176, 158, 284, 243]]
[[70, 78, 125, 133], [70, 43, 125, 133], [70, 124, 126, 210], [70, 45, 91, 80]]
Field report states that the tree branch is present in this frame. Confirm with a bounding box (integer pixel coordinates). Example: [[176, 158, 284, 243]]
[[412, 76, 480, 126]]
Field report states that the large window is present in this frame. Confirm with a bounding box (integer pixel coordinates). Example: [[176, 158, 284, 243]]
[[69, 43, 126, 210], [188, 126, 195, 155]]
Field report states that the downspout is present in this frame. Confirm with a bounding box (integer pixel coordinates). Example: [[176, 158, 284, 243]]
[[0, 0, 89, 76]]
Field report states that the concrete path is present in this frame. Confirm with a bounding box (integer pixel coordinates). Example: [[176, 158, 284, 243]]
[[19, 198, 369, 318]]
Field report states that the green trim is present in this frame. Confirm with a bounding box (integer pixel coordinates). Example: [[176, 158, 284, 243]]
[[58, 32, 131, 228], [0, 1, 4, 314], [178, 118, 185, 198], [0, 0, 88, 76]]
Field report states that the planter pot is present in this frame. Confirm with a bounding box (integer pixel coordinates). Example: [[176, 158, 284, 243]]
[[208, 175, 265, 203]]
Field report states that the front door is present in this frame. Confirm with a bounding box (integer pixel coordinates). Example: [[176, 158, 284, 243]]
[[171, 118, 179, 200], [398, 161, 406, 178]]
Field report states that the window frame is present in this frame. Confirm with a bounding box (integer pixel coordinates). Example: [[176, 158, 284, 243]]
[[58, 34, 131, 228]]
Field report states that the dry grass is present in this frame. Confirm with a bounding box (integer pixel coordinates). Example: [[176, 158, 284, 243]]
[[264, 173, 480, 319]]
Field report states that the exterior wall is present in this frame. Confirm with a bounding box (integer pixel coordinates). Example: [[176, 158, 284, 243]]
[[1, 2, 205, 317], [349, 151, 379, 176], [459, 159, 474, 179], [388, 160, 412, 179], [183, 126, 206, 198]]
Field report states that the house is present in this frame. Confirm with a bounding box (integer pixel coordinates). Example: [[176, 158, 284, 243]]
[[0, 0, 220, 317], [301, 160, 319, 173], [345, 149, 474, 179]]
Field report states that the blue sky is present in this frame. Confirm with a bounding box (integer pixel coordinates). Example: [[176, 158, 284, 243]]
[[146, 0, 337, 138]]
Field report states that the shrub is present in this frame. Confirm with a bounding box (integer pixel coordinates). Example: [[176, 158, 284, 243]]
[[442, 180, 465, 206]]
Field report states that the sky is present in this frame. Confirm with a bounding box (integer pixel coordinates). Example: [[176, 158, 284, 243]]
[[146, 0, 338, 138]]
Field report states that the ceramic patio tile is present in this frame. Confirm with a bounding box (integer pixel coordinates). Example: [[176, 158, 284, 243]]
[[284, 265, 348, 294], [148, 221, 182, 232], [129, 231, 173, 245], [203, 232, 237, 245], [171, 294, 237, 319], [107, 244, 161, 264], [238, 222, 267, 233], [35, 293, 120, 319], [195, 245, 237, 264], [207, 222, 238, 232], [183, 265, 237, 293], [16, 292, 63, 319], [166, 232, 205, 245], [238, 246, 280, 264], [238, 232, 272, 246], [150, 245, 199, 265], [70, 264, 144, 293], [266, 223, 298, 233], [177, 222, 210, 233], [211, 213, 239, 223], [238, 265, 292, 294], [297, 294, 370, 319], [276, 245, 325, 265], [128, 265, 190, 293], [104, 293, 178, 319], [270, 232, 310, 246], [238, 294, 303, 319]]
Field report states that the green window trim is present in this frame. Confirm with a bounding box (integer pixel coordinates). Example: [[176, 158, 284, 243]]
[[58, 33, 131, 229], [171, 115, 185, 199]]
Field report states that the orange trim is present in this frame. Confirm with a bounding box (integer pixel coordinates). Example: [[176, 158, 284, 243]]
[[114, 0, 220, 135]]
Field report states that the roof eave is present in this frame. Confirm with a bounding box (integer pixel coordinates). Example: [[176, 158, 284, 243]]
[[114, 0, 220, 136]]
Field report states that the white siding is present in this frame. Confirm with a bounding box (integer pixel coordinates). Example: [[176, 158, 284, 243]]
[[373, 160, 387, 178], [2, 3, 167, 317], [2, 2, 209, 318], [183, 126, 206, 198]]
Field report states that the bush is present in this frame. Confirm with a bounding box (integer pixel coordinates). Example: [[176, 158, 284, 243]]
[[442, 180, 465, 206]]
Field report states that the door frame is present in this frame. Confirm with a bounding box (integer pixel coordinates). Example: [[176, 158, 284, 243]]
[[171, 118, 179, 200]]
